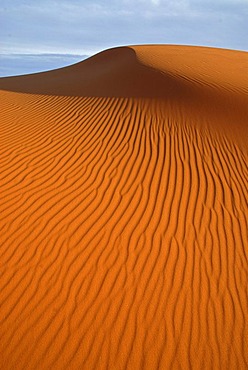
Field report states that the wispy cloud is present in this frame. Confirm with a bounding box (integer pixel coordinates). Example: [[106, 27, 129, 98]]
[[0, 53, 88, 77]]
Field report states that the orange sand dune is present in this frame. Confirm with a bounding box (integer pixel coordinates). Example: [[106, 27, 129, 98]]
[[0, 45, 248, 370]]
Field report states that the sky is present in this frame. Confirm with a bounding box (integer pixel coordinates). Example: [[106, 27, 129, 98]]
[[0, 0, 248, 76]]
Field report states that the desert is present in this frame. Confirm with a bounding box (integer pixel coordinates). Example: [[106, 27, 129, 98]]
[[0, 45, 247, 369]]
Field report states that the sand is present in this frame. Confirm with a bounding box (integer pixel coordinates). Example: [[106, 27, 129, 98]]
[[0, 45, 247, 370]]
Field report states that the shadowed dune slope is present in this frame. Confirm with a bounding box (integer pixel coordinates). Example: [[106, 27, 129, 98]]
[[0, 45, 248, 370]]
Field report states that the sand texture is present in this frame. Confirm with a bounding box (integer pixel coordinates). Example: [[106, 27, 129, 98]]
[[0, 45, 248, 369]]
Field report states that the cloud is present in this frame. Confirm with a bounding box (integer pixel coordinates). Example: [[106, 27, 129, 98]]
[[0, 53, 88, 77], [0, 0, 247, 76]]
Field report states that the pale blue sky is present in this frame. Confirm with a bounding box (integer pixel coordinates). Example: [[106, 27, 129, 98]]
[[1, 0, 247, 76]]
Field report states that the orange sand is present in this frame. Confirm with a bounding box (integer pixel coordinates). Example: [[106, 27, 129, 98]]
[[0, 45, 247, 370]]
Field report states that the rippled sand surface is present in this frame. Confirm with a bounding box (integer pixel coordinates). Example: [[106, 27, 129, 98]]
[[0, 45, 247, 369]]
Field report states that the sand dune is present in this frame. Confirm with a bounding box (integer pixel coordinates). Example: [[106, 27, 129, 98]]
[[0, 45, 247, 369]]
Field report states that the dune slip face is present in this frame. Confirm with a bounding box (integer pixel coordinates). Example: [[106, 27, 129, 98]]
[[0, 45, 248, 370]]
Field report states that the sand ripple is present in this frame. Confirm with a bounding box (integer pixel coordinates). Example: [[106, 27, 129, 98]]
[[0, 46, 247, 369]]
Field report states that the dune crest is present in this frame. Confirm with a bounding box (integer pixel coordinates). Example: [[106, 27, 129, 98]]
[[0, 45, 248, 370]]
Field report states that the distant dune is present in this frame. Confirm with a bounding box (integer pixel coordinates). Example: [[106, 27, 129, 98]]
[[0, 45, 247, 370]]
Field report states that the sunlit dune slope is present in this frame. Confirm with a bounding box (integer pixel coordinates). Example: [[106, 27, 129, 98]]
[[0, 45, 248, 370]]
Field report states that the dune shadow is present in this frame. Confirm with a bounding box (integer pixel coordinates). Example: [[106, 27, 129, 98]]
[[0, 47, 193, 100]]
